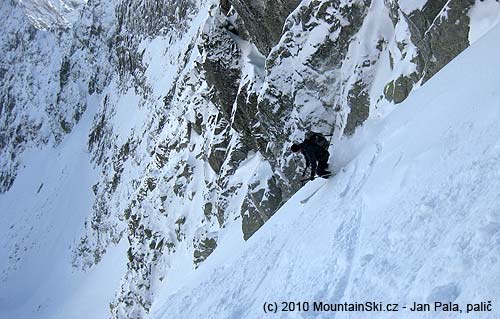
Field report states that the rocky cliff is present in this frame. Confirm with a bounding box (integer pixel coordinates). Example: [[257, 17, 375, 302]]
[[1, 0, 498, 318]]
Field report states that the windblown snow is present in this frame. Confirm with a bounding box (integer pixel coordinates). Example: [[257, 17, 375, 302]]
[[148, 23, 500, 319], [2, 1, 500, 319]]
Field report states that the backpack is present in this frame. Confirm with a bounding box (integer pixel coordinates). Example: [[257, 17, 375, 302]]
[[305, 131, 329, 150]]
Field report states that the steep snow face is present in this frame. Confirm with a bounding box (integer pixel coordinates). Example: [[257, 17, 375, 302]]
[[150, 22, 500, 319], [0, 97, 127, 319], [2, 0, 500, 319], [468, 0, 500, 44]]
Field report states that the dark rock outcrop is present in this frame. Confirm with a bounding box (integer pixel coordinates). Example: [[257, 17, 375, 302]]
[[228, 0, 301, 55]]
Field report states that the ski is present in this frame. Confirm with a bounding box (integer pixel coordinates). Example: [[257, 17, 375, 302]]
[[300, 172, 334, 184], [300, 182, 326, 204], [299, 171, 335, 204]]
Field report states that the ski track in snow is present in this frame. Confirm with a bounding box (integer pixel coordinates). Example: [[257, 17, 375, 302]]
[[3, 1, 500, 318], [147, 23, 500, 319]]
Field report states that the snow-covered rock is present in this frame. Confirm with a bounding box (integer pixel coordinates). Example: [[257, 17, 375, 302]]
[[151, 20, 500, 319], [1, 0, 500, 318], [16, 0, 86, 30]]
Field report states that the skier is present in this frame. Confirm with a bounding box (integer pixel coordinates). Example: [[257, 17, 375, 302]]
[[291, 132, 331, 181]]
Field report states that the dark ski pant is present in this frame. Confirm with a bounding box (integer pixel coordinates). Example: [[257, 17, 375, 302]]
[[316, 150, 330, 176]]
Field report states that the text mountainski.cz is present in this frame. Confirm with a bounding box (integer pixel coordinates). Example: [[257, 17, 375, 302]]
[[262, 300, 493, 314]]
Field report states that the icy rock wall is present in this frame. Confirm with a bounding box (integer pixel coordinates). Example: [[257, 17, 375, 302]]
[[1, 0, 498, 318], [0, 0, 113, 193], [74, 1, 491, 316], [15, 0, 86, 30]]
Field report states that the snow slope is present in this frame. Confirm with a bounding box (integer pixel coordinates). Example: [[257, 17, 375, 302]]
[[149, 22, 500, 319], [0, 98, 127, 319]]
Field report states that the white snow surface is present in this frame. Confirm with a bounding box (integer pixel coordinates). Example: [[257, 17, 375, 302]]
[[0, 97, 127, 319], [397, 0, 427, 14], [148, 23, 500, 319], [16, 0, 86, 29], [468, 0, 500, 44]]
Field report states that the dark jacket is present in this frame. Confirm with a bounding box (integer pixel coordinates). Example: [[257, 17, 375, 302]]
[[300, 141, 330, 178]]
